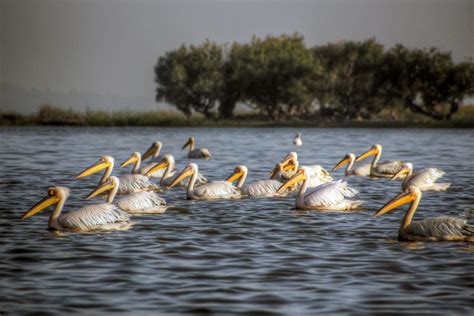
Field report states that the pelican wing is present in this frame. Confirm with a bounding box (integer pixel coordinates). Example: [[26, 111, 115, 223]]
[[406, 216, 474, 240], [243, 179, 282, 197], [189, 148, 212, 159], [304, 180, 358, 207], [58, 204, 130, 230], [408, 168, 445, 186], [353, 163, 371, 176], [117, 192, 166, 213], [305, 165, 333, 183], [118, 174, 159, 194], [193, 181, 240, 199], [374, 160, 404, 175], [140, 163, 166, 178]]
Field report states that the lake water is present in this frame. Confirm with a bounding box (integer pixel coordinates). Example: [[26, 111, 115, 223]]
[[0, 127, 473, 315]]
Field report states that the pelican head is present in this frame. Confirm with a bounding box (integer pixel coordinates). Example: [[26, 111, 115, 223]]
[[356, 144, 382, 162], [86, 176, 119, 200], [269, 162, 294, 178], [333, 153, 356, 171], [142, 141, 162, 160], [375, 186, 421, 217], [182, 137, 195, 150], [143, 154, 174, 177], [169, 163, 198, 188], [226, 165, 248, 182], [276, 167, 309, 194], [76, 155, 114, 179], [281, 152, 298, 167], [21, 186, 70, 220], [121, 152, 141, 168], [391, 162, 413, 181]]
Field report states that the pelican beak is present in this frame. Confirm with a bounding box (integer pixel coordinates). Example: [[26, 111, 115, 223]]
[[142, 144, 159, 161], [276, 169, 306, 194], [76, 160, 109, 179], [144, 160, 168, 177], [375, 191, 415, 216], [182, 138, 192, 150], [356, 148, 378, 162], [120, 154, 138, 168], [168, 165, 194, 188], [86, 180, 114, 200], [268, 166, 279, 178], [391, 167, 409, 181], [226, 170, 243, 183], [21, 194, 60, 220], [280, 154, 293, 167], [333, 157, 350, 171], [283, 162, 295, 171]]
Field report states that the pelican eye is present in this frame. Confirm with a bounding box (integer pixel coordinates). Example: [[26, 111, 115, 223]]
[[48, 189, 56, 195]]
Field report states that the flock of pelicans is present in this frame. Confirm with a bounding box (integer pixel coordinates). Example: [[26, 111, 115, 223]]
[[21, 134, 473, 242]]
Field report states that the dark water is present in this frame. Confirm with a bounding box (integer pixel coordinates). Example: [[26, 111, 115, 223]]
[[0, 127, 473, 315]]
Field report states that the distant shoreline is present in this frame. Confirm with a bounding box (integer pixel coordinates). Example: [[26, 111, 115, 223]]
[[1, 105, 473, 128]]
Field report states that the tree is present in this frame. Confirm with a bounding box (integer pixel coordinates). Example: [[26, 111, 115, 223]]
[[382, 45, 474, 120], [155, 40, 224, 118]]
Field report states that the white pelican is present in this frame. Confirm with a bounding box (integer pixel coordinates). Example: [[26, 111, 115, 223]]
[[391, 163, 451, 192], [144, 154, 207, 188], [86, 176, 168, 214], [269, 162, 297, 182], [142, 141, 163, 163], [121, 151, 166, 178], [277, 152, 333, 184], [375, 186, 473, 242], [76, 155, 160, 195], [356, 144, 405, 178], [293, 132, 303, 146], [182, 137, 212, 159], [226, 165, 291, 197], [21, 186, 132, 232], [333, 153, 371, 176], [169, 163, 241, 200], [276, 167, 363, 211]]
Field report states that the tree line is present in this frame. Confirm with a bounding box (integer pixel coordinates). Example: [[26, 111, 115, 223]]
[[155, 34, 474, 121]]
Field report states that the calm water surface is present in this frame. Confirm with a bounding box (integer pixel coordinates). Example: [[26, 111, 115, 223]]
[[0, 127, 473, 315]]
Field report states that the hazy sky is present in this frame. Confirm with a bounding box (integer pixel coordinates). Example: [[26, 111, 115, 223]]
[[1, 0, 473, 112]]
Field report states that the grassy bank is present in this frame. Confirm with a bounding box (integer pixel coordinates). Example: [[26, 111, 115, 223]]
[[1, 105, 473, 128]]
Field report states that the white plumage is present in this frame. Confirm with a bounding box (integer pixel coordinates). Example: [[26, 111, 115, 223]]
[[59, 203, 131, 231], [396, 163, 450, 192], [182, 137, 212, 159]]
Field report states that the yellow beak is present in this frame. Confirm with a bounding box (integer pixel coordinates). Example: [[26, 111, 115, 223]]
[[276, 169, 306, 194], [21, 194, 60, 220], [182, 138, 192, 150], [333, 157, 350, 171], [391, 168, 409, 181], [86, 181, 115, 200], [375, 192, 415, 217], [226, 171, 243, 183], [168, 166, 194, 188], [142, 144, 158, 161], [144, 161, 168, 177], [356, 148, 378, 162], [76, 160, 109, 179], [120, 155, 138, 168]]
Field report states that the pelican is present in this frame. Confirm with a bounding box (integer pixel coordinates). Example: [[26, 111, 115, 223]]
[[182, 137, 212, 159], [169, 163, 241, 200], [375, 186, 473, 242], [356, 144, 405, 178], [269, 162, 297, 182], [121, 151, 166, 178], [86, 176, 168, 214], [333, 153, 371, 176], [76, 155, 160, 195], [277, 152, 333, 184], [226, 165, 291, 197], [391, 163, 451, 192], [144, 154, 207, 188], [293, 132, 303, 146], [20, 186, 132, 232], [277, 167, 363, 211], [142, 141, 163, 163]]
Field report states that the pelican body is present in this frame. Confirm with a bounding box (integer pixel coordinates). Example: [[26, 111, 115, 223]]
[[121, 151, 166, 179], [227, 165, 290, 197], [182, 137, 212, 159], [144, 154, 207, 189], [276, 152, 333, 185], [333, 153, 371, 176], [392, 163, 451, 192], [21, 186, 132, 232], [87, 176, 168, 214], [169, 163, 240, 200], [376, 186, 473, 242], [293, 133, 303, 146], [76, 155, 160, 195], [277, 167, 363, 211], [356, 144, 405, 178]]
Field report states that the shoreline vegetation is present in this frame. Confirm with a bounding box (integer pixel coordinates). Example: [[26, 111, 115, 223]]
[[1, 104, 473, 128]]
